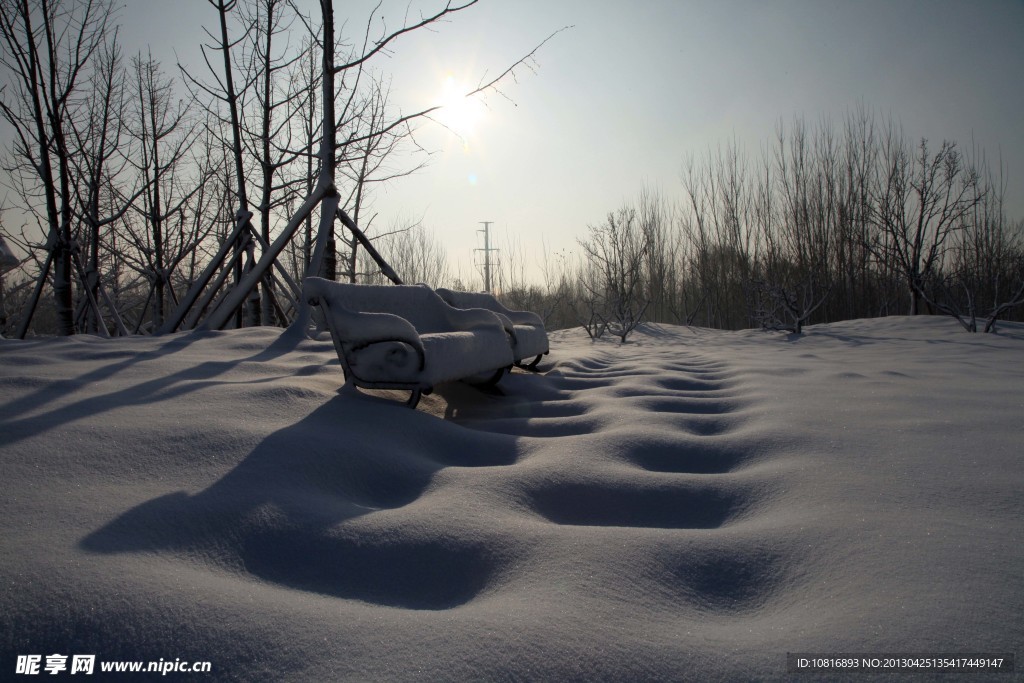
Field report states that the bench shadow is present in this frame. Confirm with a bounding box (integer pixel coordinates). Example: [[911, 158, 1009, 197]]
[[81, 392, 519, 610]]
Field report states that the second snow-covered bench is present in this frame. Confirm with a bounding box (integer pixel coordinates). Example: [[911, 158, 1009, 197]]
[[304, 277, 514, 408], [435, 288, 549, 369]]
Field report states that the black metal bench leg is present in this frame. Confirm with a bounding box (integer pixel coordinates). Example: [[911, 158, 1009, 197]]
[[523, 354, 543, 371], [406, 388, 422, 409]]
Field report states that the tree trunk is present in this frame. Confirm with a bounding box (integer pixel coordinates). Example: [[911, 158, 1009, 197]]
[[53, 246, 75, 335]]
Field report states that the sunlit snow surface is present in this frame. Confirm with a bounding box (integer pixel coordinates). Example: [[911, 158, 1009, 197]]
[[1, 317, 1021, 681]]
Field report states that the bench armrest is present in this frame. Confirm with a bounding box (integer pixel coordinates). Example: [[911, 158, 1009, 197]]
[[304, 278, 426, 371]]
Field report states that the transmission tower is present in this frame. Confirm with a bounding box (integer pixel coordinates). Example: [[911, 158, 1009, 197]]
[[475, 221, 499, 293]]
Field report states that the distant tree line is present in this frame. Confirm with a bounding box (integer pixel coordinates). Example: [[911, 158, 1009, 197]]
[[496, 109, 1024, 336], [1, 3, 1019, 339]]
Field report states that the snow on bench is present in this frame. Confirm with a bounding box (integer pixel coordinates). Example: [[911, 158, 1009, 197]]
[[304, 277, 514, 408], [435, 288, 549, 370]]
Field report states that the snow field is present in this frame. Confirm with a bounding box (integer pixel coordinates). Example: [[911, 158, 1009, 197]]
[[1, 317, 1021, 681]]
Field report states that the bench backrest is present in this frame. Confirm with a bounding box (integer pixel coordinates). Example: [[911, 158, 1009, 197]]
[[435, 289, 507, 314], [323, 283, 456, 335], [436, 287, 543, 328]]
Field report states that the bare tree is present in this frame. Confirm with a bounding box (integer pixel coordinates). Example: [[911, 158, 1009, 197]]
[[570, 250, 608, 340], [285, 33, 322, 282], [835, 104, 882, 320], [357, 219, 449, 286], [917, 159, 1024, 332], [67, 31, 134, 335], [194, 0, 258, 328], [0, 0, 116, 335], [336, 73, 429, 283], [237, 0, 311, 323], [868, 128, 984, 315], [193, 0, 565, 332], [163, 0, 309, 332], [578, 206, 651, 342], [680, 142, 757, 329], [636, 185, 678, 322], [748, 272, 831, 335], [747, 116, 840, 332], [119, 52, 209, 331]]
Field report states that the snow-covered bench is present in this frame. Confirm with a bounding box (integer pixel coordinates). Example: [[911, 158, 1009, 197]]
[[435, 288, 549, 370], [304, 278, 514, 408]]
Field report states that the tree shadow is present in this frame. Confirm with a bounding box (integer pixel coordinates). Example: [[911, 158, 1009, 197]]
[[0, 329, 327, 448]]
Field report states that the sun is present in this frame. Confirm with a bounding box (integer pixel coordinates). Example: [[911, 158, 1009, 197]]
[[434, 74, 485, 139]]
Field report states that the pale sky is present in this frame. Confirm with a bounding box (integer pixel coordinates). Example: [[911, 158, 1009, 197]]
[[106, 0, 1024, 284]]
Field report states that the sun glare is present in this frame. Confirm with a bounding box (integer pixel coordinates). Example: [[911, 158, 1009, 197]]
[[435, 74, 485, 140]]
